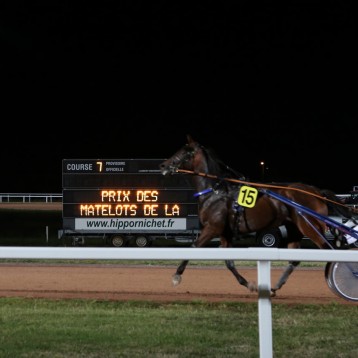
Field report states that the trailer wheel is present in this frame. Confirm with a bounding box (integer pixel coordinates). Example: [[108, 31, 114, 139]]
[[111, 235, 126, 247], [135, 235, 151, 247], [256, 228, 282, 248]]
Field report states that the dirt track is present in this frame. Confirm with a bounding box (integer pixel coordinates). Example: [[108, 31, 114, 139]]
[[1, 263, 357, 305]]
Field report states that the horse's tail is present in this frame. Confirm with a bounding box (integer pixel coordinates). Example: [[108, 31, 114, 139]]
[[320, 189, 357, 220]]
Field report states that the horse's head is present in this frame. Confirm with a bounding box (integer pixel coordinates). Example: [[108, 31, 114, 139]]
[[159, 135, 200, 176]]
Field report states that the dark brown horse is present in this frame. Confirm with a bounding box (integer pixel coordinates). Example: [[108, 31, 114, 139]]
[[159, 135, 354, 296]]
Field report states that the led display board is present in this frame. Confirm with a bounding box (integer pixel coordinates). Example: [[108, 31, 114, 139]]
[[62, 159, 197, 220]]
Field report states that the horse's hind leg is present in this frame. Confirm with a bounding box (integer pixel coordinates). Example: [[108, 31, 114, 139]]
[[225, 260, 257, 292], [172, 260, 189, 286], [271, 225, 304, 296], [271, 260, 300, 296]]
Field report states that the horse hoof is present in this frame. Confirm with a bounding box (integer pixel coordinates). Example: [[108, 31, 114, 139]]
[[172, 274, 182, 286], [247, 282, 257, 292], [270, 289, 277, 297]]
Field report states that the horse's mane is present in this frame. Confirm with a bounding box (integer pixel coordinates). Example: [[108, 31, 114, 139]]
[[202, 146, 246, 185]]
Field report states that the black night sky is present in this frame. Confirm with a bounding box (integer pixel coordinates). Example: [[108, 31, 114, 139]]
[[1, 1, 356, 194]]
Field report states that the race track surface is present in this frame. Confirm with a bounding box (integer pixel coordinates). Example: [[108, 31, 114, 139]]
[[1, 264, 357, 305]]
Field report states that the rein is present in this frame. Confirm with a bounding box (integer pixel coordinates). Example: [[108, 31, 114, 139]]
[[177, 168, 355, 211]]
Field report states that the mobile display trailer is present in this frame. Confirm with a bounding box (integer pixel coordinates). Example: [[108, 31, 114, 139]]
[[59, 159, 201, 247]]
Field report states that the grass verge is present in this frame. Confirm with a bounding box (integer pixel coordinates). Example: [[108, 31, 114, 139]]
[[0, 298, 357, 358]]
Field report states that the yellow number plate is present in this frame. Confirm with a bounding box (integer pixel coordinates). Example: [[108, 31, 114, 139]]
[[237, 185, 258, 208]]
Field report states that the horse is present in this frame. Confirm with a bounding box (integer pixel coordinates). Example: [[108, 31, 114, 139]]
[[159, 135, 355, 296]]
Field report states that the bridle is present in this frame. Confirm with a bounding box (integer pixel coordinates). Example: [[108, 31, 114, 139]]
[[165, 144, 198, 173]]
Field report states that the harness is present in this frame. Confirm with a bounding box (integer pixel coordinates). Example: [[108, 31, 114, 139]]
[[193, 187, 214, 198], [193, 184, 249, 235]]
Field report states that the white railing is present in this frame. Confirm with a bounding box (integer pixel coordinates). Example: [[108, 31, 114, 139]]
[[0, 193, 62, 203], [1, 247, 358, 358]]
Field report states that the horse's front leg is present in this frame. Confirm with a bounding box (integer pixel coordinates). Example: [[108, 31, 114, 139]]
[[172, 260, 189, 286], [172, 241, 198, 286], [172, 230, 212, 286], [271, 261, 300, 296], [225, 260, 257, 292]]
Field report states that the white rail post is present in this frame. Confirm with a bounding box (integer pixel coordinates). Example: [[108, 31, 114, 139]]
[[257, 260, 272, 358]]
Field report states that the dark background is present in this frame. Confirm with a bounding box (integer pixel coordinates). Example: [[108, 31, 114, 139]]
[[1, 1, 356, 194]]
